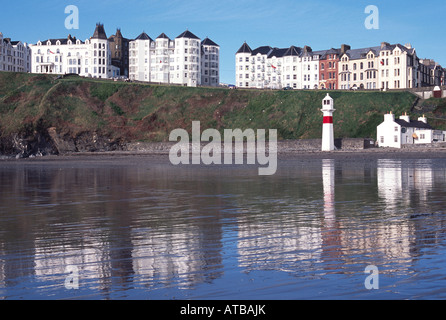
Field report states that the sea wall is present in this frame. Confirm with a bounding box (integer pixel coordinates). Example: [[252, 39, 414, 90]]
[[125, 138, 375, 154]]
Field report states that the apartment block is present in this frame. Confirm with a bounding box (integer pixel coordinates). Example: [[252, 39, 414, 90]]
[[129, 30, 219, 87], [0, 32, 31, 73]]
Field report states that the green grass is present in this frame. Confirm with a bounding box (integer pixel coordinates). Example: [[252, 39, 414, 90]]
[[0, 71, 434, 143]]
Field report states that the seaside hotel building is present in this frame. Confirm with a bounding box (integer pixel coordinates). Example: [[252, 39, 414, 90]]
[[0, 32, 31, 73], [236, 41, 444, 90], [129, 30, 220, 87], [29, 24, 120, 79]]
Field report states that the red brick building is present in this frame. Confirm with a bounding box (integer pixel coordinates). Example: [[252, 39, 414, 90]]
[[318, 45, 350, 90]]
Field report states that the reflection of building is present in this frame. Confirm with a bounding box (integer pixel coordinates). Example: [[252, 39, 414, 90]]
[[377, 112, 446, 148], [378, 159, 434, 207], [237, 221, 322, 272]]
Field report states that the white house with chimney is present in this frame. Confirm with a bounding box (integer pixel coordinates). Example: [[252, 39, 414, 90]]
[[377, 112, 446, 148]]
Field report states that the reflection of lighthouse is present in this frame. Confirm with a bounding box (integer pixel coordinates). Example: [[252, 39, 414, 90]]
[[321, 94, 335, 151], [322, 159, 335, 223]]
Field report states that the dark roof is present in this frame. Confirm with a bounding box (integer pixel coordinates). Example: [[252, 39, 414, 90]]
[[267, 47, 288, 58], [202, 37, 219, 47], [252, 46, 273, 56], [91, 23, 107, 40], [342, 46, 381, 60], [320, 48, 341, 59], [176, 30, 200, 40], [395, 119, 433, 129], [283, 46, 302, 57], [39, 37, 83, 45], [135, 32, 152, 41], [236, 42, 252, 54], [156, 33, 170, 40]]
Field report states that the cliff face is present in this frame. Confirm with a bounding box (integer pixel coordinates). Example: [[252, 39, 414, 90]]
[[0, 71, 433, 157]]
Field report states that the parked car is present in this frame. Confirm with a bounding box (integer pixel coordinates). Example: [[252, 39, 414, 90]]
[[283, 86, 293, 90]]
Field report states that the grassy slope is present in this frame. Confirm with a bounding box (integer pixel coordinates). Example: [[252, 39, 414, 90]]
[[1, 71, 444, 143]]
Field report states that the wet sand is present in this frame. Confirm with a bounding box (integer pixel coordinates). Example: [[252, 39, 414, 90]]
[[1, 147, 446, 167]]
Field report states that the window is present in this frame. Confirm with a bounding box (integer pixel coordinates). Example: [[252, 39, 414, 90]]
[[394, 136, 398, 143], [394, 126, 398, 132]]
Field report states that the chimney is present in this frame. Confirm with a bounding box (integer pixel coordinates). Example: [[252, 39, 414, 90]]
[[384, 111, 395, 122], [303, 45, 312, 53], [381, 42, 390, 49], [418, 115, 427, 124], [399, 112, 410, 123], [341, 44, 351, 54]]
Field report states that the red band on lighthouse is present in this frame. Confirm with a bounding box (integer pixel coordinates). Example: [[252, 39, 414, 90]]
[[323, 116, 333, 124]]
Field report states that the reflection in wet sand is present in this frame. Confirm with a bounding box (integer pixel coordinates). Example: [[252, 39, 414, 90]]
[[0, 158, 446, 299]]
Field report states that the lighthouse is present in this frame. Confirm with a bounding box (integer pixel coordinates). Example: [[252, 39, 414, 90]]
[[321, 93, 335, 151]]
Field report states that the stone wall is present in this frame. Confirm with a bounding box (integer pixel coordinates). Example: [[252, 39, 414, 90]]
[[401, 142, 446, 149], [125, 138, 375, 154]]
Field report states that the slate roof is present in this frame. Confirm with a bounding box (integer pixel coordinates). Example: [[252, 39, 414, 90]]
[[236, 42, 252, 54], [342, 46, 381, 60], [395, 119, 433, 129], [176, 30, 200, 40], [135, 32, 153, 41], [91, 23, 107, 40], [39, 37, 83, 45], [251, 46, 273, 56], [283, 45, 302, 57], [156, 33, 170, 40], [267, 47, 288, 58], [201, 37, 219, 47]]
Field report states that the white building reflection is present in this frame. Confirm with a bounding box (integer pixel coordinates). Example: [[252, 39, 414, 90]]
[[1, 159, 446, 297], [378, 159, 434, 209]]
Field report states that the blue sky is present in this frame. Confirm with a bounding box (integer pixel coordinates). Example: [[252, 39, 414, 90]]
[[1, 0, 445, 84]]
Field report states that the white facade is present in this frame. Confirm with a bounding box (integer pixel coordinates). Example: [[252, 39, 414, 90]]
[[377, 112, 446, 148], [0, 32, 31, 73], [321, 94, 335, 151], [201, 38, 220, 87], [29, 24, 119, 79], [129, 30, 219, 87], [339, 42, 418, 90], [235, 43, 321, 90]]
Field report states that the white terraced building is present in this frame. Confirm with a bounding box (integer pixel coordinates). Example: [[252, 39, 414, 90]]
[[338, 42, 418, 90], [129, 30, 219, 87], [236, 41, 427, 90], [29, 24, 120, 79], [0, 32, 31, 73], [235, 42, 322, 90]]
